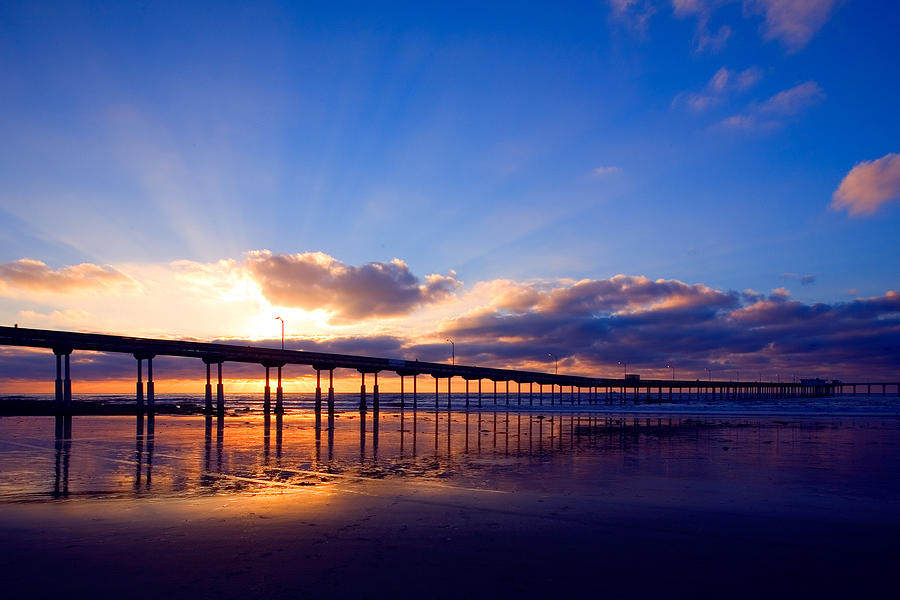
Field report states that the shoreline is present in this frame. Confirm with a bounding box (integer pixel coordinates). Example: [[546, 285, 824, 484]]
[[1, 398, 897, 419]]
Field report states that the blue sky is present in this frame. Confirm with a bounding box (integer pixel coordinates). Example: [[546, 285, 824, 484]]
[[1, 1, 898, 383]]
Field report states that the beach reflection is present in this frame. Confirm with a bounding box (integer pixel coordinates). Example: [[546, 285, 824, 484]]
[[0, 408, 898, 506]]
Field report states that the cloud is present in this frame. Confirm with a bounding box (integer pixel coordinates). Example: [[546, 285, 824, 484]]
[[678, 66, 763, 111], [780, 273, 817, 286], [439, 277, 900, 379], [0, 259, 137, 296], [745, 0, 838, 51], [19, 309, 94, 324], [759, 81, 825, 115], [720, 81, 823, 130], [672, 0, 733, 52], [1, 266, 899, 381], [611, 1, 837, 52], [831, 153, 900, 217], [592, 165, 623, 177], [609, 0, 659, 32], [244, 250, 461, 320]]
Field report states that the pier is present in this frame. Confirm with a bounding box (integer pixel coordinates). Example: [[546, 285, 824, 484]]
[[2, 326, 898, 416]]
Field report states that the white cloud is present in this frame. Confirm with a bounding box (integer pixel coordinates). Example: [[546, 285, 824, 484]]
[[832, 153, 900, 216], [592, 165, 623, 177]]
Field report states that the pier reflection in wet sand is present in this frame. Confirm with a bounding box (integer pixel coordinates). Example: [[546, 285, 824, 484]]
[[0, 407, 896, 504]]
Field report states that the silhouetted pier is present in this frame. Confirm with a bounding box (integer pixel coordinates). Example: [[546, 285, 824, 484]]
[[2, 326, 897, 416]]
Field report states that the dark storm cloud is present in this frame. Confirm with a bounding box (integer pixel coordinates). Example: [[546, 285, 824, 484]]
[[245, 251, 460, 320]]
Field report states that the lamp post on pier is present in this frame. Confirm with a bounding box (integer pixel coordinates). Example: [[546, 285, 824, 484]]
[[548, 353, 558, 375], [617, 361, 627, 378], [666, 364, 675, 380], [445, 338, 455, 365], [275, 316, 284, 350]]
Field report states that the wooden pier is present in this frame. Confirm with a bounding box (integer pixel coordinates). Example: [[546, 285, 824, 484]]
[[1, 326, 897, 415]]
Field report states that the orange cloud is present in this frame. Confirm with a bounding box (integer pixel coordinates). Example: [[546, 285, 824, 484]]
[[747, 0, 838, 51], [832, 153, 900, 217], [0, 259, 137, 296]]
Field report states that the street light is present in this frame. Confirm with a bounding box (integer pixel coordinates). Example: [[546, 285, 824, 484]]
[[617, 361, 627, 378], [705, 367, 711, 382], [547, 353, 558, 375], [275, 316, 284, 350], [446, 338, 455, 365], [666, 364, 675, 380]]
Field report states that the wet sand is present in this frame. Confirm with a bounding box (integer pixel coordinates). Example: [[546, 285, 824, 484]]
[[2, 412, 899, 598]]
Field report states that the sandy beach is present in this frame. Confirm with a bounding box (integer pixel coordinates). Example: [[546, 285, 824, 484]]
[[2, 412, 899, 598]]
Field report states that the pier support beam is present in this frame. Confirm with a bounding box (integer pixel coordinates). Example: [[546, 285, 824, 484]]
[[275, 366, 284, 414], [327, 369, 335, 429], [53, 347, 72, 414], [146, 357, 154, 415], [54, 353, 63, 410], [204, 361, 212, 414], [135, 356, 144, 414], [263, 366, 271, 413], [216, 362, 225, 417], [373, 372, 380, 411], [359, 371, 367, 412], [314, 368, 322, 431], [64, 352, 71, 413]]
